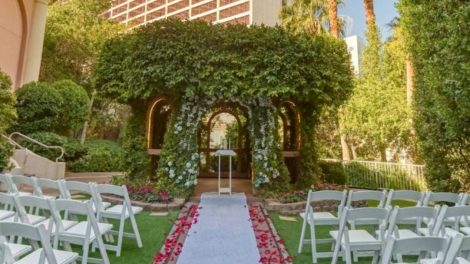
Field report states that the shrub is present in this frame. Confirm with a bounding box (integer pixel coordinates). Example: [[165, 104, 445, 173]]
[[319, 160, 346, 185], [20, 132, 68, 161], [14, 80, 89, 136], [67, 140, 124, 172], [51, 80, 90, 134], [0, 69, 16, 171]]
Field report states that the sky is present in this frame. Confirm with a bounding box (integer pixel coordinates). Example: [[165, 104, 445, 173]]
[[339, 0, 399, 40]]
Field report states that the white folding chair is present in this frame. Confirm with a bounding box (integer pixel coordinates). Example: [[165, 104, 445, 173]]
[[0, 233, 32, 261], [13, 196, 78, 236], [94, 183, 143, 256], [422, 192, 463, 207], [443, 233, 470, 264], [61, 181, 110, 212], [346, 190, 387, 227], [298, 190, 347, 263], [386, 206, 439, 240], [385, 190, 424, 208], [0, 193, 46, 225], [0, 222, 78, 264], [52, 199, 111, 264], [34, 178, 64, 200], [9, 175, 36, 197], [0, 174, 14, 193], [381, 236, 449, 264], [428, 205, 470, 238], [331, 207, 389, 264], [0, 192, 16, 220]]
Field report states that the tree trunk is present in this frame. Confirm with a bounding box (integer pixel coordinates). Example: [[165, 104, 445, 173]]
[[328, 0, 339, 38], [80, 90, 96, 144], [406, 53, 414, 106], [363, 0, 376, 28]]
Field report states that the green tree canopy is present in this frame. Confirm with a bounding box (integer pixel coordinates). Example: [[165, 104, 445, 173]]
[[41, 0, 122, 87], [399, 0, 470, 191]]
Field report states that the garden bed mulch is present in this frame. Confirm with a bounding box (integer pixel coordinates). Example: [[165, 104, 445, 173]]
[[153, 202, 292, 264]]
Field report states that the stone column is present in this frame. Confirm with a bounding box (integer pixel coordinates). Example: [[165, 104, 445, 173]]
[[22, 0, 49, 84]]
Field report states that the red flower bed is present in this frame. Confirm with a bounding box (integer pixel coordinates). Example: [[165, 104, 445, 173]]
[[249, 205, 293, 264], [153, 204, 200, 264]]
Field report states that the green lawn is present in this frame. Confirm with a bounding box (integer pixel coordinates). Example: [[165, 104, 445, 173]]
[[88, 211, 179, 264]]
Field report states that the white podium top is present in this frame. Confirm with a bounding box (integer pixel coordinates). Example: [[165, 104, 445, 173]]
[[215, 149, 236, 156]]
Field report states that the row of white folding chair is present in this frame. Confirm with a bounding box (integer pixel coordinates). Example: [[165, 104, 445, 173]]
[[1, 174, 144, 256], [332, 206, 470, 264], [298, 189, 469, 263], [0, 222, 79, 264], [0, 193, 111, 264]]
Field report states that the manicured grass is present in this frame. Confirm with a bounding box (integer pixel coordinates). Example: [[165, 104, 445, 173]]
[[88, 210, 179, 264], [270, 211, 419, 264]]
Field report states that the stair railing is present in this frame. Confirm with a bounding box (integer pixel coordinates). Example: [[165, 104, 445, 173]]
[[6, 132, 65, 162]]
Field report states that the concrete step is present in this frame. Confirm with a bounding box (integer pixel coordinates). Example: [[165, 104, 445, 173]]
[[64, 171, 124, 184]]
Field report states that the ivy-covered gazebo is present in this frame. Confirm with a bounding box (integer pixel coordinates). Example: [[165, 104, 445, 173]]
[[95, 19, 353, 195]]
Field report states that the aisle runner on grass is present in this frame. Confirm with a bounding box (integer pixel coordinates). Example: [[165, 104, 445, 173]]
[[176, 193, 260, 264]]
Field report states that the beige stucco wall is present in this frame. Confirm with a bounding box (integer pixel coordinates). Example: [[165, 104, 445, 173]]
[[252, 0, 283, 27], [0, 0, 41, 89]]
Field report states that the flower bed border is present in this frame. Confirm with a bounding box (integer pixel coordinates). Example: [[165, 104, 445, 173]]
[[102, 195, 185, 212]]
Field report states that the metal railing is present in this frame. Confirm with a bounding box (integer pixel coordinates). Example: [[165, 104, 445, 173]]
[[321, 159, 427, 191], [6, 132, 65, 162]]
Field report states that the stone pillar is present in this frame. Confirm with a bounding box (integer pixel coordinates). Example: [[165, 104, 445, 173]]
[[22, 0, 49, 84]]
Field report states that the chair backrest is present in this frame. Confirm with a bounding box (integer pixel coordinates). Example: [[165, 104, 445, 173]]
[[63, 181, 93, 197], [435, 205, 470, 236], [336, 207, 389, 242], [346, 190, 387, 208], [385, 190, 424, 208], [36, 178, 64, 198], [386, 206, 439, 239], [305, 190, 347, 217], [0, 222, 57, 264], [0, 192, 15, 210], [13, 196, 53, 229], [422, 192, 462, 207], [443, 233, 470, 264], [0, 174, 14, 193], [10, 175, 37, 194], [381, 236, 449, 264]]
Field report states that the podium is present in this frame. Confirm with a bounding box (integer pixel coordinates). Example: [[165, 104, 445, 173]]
[[215, 149, 236, 195]]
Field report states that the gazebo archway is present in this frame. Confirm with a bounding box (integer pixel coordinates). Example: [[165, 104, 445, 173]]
[[198, 103, 251, 179]]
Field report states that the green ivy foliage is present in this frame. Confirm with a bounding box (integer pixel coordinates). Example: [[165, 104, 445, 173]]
[[399, 1, 470, 191], [14, 80, 89, 136], [0, 69, 17, 171], [95, 19, 353, 104], [96, 20, 354, 191]]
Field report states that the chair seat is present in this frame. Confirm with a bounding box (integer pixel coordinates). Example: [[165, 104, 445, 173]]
[[61, 221, 113, 241], [457, 257, 470, 264], [101, 204, 143, 218], [460, 227, 470, 235], [7, 243, 32, 259], [17, 192, 33, 197], [3, 214, 46, 225], [0, 209, 15, 220], [417, 227, 432, 236], [37, 219, 78, 232], [377, 229, 419, 239], [15, 248, 78, 264], [91, 201, 111, 212], [330, 230, 380, 245]]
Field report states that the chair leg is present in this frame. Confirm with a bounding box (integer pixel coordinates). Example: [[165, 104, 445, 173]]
[[310, 224, 317, 263], [129, 213, 142, 248], [344, 245, 352, 264], [97, 237, 110, 264], [81, 244, 89, 264], [332, 240, 341, 264], [372, 251, 379, 264], [116, 217, 126, 257], [298, 215, 308, 254]]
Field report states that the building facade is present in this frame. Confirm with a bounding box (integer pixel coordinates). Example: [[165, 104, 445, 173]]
[[102, 0, 283, 28], [0, 0, 50, 89]]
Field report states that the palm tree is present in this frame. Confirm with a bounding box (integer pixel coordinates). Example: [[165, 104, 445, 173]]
[[363, 0, 376, 28], [327, 0, 339, 38], [280, 0, 330, 35]]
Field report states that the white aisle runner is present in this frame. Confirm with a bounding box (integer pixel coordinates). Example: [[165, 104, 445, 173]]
[[177, 193, 260, 264]]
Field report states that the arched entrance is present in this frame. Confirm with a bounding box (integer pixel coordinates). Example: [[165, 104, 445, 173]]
[[198, 103, 251, 179]]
